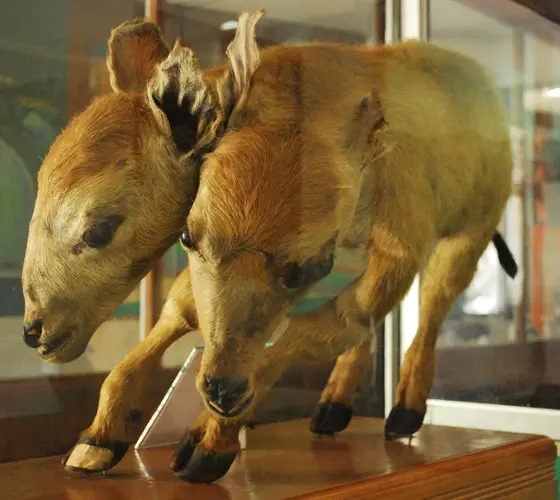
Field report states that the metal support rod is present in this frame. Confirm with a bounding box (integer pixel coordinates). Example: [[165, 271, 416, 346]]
[[512, 28, 528, 343], [382, 0, 402, 415]]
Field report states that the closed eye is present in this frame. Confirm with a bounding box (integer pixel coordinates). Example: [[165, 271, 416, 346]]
[[273, 255, 335, 290], [81, 214, 124, 250]]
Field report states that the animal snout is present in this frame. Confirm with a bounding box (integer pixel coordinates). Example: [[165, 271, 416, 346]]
[[203, 374, 251, 417], [22, 319, 43, 348]]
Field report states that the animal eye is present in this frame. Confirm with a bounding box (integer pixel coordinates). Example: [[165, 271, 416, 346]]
[[281, 262, 305, 289], [79, 215, 124, 251], [82, 222, 113, 249], [180, 228, 194, 249]]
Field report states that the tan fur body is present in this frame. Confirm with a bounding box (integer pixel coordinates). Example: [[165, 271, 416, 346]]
[[186, 34, 513, 408], [219, 39, 512, 253]]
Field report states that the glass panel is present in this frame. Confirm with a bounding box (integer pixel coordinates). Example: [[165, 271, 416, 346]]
[[0, 0, 147, 460], [428, 0, 560, 409]]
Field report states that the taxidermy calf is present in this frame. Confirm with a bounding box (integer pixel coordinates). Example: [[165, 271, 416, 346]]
[[21, 10, 518, 484], [163, 10, 518, 483]]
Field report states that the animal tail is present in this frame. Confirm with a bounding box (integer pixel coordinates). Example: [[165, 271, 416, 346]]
[[492, 231, 518, 279]]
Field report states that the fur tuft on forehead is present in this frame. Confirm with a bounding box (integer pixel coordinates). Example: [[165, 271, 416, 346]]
[[194, 128, 348, 257], [39, 92, 154, 191]]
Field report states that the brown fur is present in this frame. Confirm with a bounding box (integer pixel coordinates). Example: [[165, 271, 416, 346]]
[[318, 340, 372, 407], [77, 268, 197, 445], [31, 12, 516, 479], [184, 11, 512, 404]]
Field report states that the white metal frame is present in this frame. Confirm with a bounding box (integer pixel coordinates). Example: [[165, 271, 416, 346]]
[[383, 0, 426, 416], [425, 401, 560, 440], [391, 0, 560, 440]]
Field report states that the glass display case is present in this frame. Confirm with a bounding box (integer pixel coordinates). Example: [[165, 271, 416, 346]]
[[2, 0, 560, 474]]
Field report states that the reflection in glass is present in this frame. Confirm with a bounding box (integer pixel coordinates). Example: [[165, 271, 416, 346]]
[[0, 2, 145, 377], [429, 0, 560, 410]]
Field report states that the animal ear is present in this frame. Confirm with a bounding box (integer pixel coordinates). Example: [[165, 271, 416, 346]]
[[356, 91, 388, 132], [148, 39, 220, 155], [225, 10, 265, 106], [107, 18, 170, 93], [346, 90, 390, 160]]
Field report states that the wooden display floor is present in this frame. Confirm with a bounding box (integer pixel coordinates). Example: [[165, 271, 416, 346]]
[[0, 418, 556, 499]]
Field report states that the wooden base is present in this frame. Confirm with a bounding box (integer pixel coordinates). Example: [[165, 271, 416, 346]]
[[0, 418, 556, 499]]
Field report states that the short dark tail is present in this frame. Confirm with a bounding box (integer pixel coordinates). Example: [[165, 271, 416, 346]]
[[492, 232, 518, 279]]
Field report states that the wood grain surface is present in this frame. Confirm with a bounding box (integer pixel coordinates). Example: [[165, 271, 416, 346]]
[[0, 418, 556, 500]]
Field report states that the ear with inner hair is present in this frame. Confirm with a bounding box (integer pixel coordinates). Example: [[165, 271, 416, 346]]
[[225, 9, 265, 106], [106, 18, 223, 158], [147, 9, 266, 156], [201, 9, 267, 131], [148, 39, 221, 155]]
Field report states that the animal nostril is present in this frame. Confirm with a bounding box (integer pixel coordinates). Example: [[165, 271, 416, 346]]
[[204, 374, 249, 402], [203, 375, 252, 415], [227, 377, 249, 396], [22, 319, 43, 348]]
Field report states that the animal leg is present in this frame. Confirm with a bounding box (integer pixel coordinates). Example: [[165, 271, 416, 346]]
[[385, 231, 493, 440], [170, 408, 246, 484], [63, 267, 198, 474], [172, 235, 422, 483], [310, 339, 372, 435], [307, 230, 424, 437]]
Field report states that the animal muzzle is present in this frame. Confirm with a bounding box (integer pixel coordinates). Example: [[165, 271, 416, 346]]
[[200, 374, 254, 419], [21, 315, 88, 364], [22, 319, 74, 357]]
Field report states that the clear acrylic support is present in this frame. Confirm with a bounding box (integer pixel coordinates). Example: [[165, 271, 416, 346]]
[[135, 347, 209, 450], [134, 346, 250, 451]]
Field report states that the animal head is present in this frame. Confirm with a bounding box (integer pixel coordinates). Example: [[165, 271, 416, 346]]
[[22, 18, 227, 363], [182, 11, 359, 419]]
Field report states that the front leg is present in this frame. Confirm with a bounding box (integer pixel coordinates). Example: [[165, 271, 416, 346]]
[[170, 409, 245, 484], [64, 267, 198, 474], [311, 339, 372, 435]]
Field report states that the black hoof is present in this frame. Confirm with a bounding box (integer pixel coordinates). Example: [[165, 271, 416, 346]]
[[310, 401, 353, 435], [62, 438, 129, 473], [174, 446, 238, 484], [170, 432, 200, 472], [384, 405, 425, 440]]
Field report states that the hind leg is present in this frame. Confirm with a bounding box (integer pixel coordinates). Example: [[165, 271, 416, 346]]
[[385, 230, 494, 439], [310, 339, 372, 435]]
